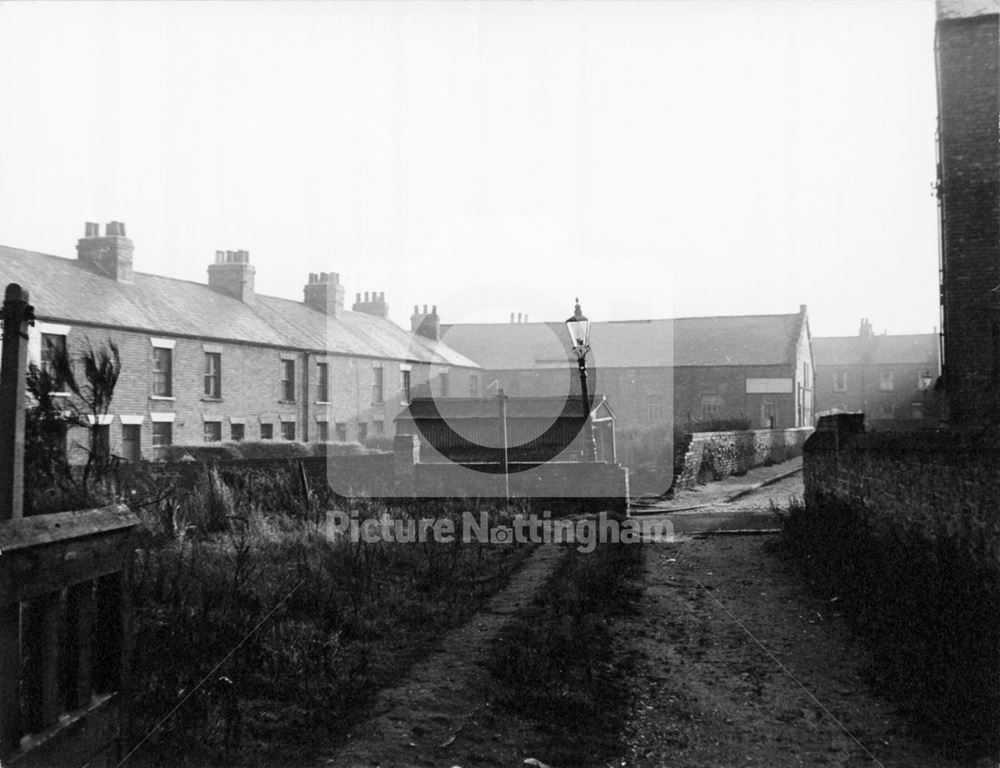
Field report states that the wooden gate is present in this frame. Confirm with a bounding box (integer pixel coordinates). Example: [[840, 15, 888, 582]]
[[0, 284, 138, 767]]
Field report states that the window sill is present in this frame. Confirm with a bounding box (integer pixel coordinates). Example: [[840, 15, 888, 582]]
[[201, 397, 223, 402], [315, 400, 331, 405], [278, 400, 297, 404], [150, 396, 176, 401]]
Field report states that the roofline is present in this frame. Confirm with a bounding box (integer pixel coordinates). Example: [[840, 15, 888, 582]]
[[35, 313, 480, 367], [442, 311, 804, 328]]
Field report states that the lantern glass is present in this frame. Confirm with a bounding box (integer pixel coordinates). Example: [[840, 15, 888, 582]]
[[565, 299, 591, 356]]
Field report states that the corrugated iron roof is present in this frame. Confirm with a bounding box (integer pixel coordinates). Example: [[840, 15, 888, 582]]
[[440, 312, 805, 369], [0, 245, 479, 367], [813, 334, 939, 367]]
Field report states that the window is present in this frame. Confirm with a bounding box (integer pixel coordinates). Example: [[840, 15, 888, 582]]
[[281, 422, 295, 441], [912, 402, 925, 419], [260, 423, 273, 440], [317, 421, 329, 442], [357, 422, 368, 442], [317, 363, 330, 402], [880, 370, 895, 391], [152, 422, 172, 461], [204, 353, 221, 398], [439, 372, 449, 396], [122, 425, 141, 463], [469, 375, 479, 397], [41, 333, 67, 388], [335, 422, 348, 442], [401, 370, 411, 404], [204, 421, 222, 442], [281, 360, 296, 401], [231, 423, 245, 442], [700, 394, 723, 420], [152, 347, 172, 397], [373, 419, 384, 436], [648, 393, 665, 421], [372, 365, 384, 403], [880, 401, 894, 418], [833, 370, 848, 392]]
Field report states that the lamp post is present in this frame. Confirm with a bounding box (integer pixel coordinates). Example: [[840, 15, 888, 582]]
[[565, 298, 598, 461]]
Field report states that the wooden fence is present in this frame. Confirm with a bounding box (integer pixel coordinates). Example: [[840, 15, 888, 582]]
[[0, 284, 139, 767]]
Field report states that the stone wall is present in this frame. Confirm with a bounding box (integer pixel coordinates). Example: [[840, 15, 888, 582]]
[[672, 426, 813, 492]]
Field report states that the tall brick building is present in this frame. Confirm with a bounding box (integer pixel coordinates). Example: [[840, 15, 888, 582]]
[[0, 222, 480, 461], [935, 0, 1000, 425]]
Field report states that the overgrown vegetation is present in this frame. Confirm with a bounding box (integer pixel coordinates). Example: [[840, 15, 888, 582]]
[[775, 494, 1000, 760], [124, 469, 531, 768], [483, 517, 644, 766], [24, 339, 122, 514]]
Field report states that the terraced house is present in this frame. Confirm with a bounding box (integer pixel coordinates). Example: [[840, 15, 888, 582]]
[[0, 221, 480, 462]]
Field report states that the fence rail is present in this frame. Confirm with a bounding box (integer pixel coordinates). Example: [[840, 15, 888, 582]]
[[0, 503, 138, 768]]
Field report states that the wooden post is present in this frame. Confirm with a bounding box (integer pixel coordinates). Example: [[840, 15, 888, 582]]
[[0, 283, 33, 521], [0, 601, 21, 755]]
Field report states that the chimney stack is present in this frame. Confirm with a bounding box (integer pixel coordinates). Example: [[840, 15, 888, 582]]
[[303, 272, 345, 316], [76, 221, 134, 283], [208, 249, 255, 303], [411, 303, 441, 341], [352, 288, 389, 318]]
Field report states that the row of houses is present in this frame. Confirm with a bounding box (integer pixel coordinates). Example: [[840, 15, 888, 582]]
[[0, 222, 938, 465]]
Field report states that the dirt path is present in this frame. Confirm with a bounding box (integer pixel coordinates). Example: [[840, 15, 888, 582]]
[[617, 531, 973, 768], [319, 544, 566, 768]]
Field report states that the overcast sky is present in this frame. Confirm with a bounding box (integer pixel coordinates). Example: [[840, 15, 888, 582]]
[[0, 1, 939, 337]]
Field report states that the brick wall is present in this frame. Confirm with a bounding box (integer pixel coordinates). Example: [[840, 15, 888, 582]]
[[672, 426, 813, 491], [33, 322, 461, 463], [936, 10, 1000, 425]]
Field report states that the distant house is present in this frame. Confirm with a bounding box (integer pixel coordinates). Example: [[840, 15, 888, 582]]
[[439, 305, 815, 434], [813, 319, 941, 426], [395, 394, 617, 464], [0, 221, 479, 462]]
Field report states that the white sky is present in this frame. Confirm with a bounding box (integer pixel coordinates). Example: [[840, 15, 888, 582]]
[[0, 1, 940, 337]]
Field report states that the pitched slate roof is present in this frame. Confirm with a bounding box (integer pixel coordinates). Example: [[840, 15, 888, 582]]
[[0, 245, 478, 367], [813, 334, 939, 367], [440, 311, 806, 369], [396, 395, 613, 421]]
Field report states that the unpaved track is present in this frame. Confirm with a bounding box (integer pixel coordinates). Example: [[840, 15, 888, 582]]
[[617, 531, 972, 768], [319, 544, 565, 768]]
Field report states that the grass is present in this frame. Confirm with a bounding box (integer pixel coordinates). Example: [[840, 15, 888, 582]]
[[122, 467, 532, 767], [773, 494, 1000, 761], [482, 515, 645, 767]]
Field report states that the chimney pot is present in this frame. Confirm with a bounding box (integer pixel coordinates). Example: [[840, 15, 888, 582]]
[[356, 292, 361, 303], [510, 313, 515, 323], [423, 304, 428, 314], [85, 222, 99, 237], [517, 312, 522, 323], [364, 291, 370, 302], [414, 305, 419, 314]]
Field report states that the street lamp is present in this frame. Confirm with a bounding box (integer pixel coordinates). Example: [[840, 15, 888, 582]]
[[565, 298, 598, 461]]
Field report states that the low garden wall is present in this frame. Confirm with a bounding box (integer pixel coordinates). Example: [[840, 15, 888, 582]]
[[672, 426, 813, 492]]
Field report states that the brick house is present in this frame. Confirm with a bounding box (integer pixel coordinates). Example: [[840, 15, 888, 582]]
[[0, 222, 479, 461], [813, 319, 941, 426], [935, 0, 1000, 425], [439, 305, 815, 434]]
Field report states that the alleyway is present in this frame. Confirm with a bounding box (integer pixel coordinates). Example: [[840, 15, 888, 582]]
[[618, 473, 972, 768]]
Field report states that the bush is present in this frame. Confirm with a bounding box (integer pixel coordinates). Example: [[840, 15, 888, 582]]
[[162, 443, 243, 462], [308, 441, 366, 457], [229, 440, 313, 460], [776, 494, 1000, 758]]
